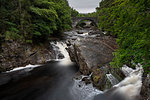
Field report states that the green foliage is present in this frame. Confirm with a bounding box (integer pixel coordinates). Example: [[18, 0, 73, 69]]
[[78, 12, 97, 17], [26, 40, 33, 44], [97, 0, 150, 73], [71, 8, 79, 17], [70, 8, 97, 17], [0, 0, 72, 43]]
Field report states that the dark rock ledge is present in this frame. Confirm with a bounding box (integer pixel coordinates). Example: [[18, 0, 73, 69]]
[[0, 41, 55, 72]]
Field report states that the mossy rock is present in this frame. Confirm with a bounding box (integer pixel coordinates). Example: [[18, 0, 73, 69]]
[[93, 75, 101, 83]]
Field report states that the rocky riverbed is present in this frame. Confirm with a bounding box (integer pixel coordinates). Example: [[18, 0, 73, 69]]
[[64, 28, 150, 99], [64, 29, 125, 90], [0, 27, 149, 100]]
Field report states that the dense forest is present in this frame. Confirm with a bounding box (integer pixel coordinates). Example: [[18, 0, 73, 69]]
[[97, 0, 150, 73], [71, 8, 97, 17], [0, 0, 149, 73], [0, 0, 72, 43], [71, 8, 79, 17]]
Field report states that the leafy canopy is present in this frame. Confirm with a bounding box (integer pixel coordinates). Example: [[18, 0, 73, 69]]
[[0, 0, 72, 43], [97, 0, 150, 73]]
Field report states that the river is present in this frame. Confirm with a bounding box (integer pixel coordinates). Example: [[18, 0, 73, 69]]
[[0, 28, 102, 100], [0, 27, 143, 100]]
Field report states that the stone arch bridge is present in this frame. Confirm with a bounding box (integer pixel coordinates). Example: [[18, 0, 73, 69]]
[[72, 17, 98, 28]]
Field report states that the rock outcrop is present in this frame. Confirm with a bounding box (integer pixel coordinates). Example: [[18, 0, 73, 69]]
[[67, 35, 125, 90], [68, 36, 117, 74], [0, 41, 55, 72], [141, 74, 150, 100]]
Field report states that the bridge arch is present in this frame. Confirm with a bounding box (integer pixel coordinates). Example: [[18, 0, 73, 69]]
[[72, 17, 98, 28]]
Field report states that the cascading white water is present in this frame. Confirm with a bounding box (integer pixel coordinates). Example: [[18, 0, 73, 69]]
[[50, 36, 144, 100], [93, 65, 144, 100], [71, 75, 103, 100], [50, 41, 102, 100], [106, 73, 119, 85], [113, 64, 144, 100], [121, 65, 134, 76], [50, 41, 73, 66]]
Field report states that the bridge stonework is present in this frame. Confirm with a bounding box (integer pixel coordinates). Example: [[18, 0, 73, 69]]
[[72, 17, 98, 28]]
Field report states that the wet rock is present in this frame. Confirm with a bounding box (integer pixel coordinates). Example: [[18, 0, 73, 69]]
[[91, 65, 125, 90], [66, 46, 76, 62], [67, 35, 125, 90], [58, 53, 65, 59], [109, 67, 125, 82], [88, 30, 103, 35], [141, 74, 150, 100], [68, 36, 117, 75], [82, 77, 91, 85], [73, 72, 82, 80], [76, 30, 88, 34], [0, 41, 55, 72], [91, 66, 111, 90]]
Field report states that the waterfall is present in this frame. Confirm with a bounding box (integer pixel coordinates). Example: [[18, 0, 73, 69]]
[[2, 28, 144, 100], [94, 65, 144, 100], [50, 40, 144, 100], [5, 41, 72, 73], [121, 65, 134, 76], [50, 41, 73, 66], [50, 41, 103, 100], [106, 73, 119, 85], [113, 64, 144, 100]]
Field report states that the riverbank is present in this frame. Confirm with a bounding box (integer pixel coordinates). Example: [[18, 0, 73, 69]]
[[0, 41, 56, 72], [0, 28, 149, 100]]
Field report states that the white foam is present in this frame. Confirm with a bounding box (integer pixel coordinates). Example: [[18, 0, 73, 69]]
[[122, 65, 134, 76], [6, 64, 40, 73], [106, 73, 119, 85], [82, 32, 89, 36], [71, 75, 102, 100], [103, 32, 107, 34], [51, 42, 73, 66], [114, 65, 143, 100]]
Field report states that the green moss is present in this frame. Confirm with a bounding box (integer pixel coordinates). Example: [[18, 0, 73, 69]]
[[93, 75, 101, 83]]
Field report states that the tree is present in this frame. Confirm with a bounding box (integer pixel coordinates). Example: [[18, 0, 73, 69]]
[[0, 0, 72, 43], [97, 0, 150, 73]]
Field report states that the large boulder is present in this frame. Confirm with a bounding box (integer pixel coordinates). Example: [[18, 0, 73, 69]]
[[68, 36, 117, 75], [67, 36, 125, 90]]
